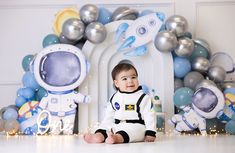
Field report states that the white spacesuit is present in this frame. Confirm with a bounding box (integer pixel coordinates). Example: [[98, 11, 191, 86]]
[[33, 44, 90, 134], [97, 86, 156, 143], [169, 85, 224, 135]]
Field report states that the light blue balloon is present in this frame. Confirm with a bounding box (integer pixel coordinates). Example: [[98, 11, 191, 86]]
[[42, 34, 60, 48], [139, 9, 154, 17], [36, 87, 48, 101], [22, 87, 35, 100], [225, 120, 235, 134], [15, 96, 27, 108], [22, 54, 34, 72], [3, 108, 18, 120], [174, 87, 194, 108], [174, 57, 191, 78], [22, 72, 40, 90], [97, 7, 112, 24]]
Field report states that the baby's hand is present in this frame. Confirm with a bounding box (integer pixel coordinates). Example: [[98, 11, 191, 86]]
[[144, 135, 156, 142]]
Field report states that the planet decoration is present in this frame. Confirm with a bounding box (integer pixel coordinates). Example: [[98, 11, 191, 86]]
[[53, 8, 80, 36]]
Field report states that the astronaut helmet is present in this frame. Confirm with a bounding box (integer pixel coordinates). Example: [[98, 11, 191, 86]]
[[192, 85, 224, 119], [33, 44, 89, 92]]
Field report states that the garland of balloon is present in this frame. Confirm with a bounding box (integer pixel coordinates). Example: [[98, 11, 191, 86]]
[[0, 4, 235, 136]]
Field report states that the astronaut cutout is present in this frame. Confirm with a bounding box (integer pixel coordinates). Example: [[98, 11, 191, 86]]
[[33, 44, 90, 134], [169, 85, 224, 135]]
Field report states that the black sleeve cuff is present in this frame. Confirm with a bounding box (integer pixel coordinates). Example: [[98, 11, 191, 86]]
[[145, 130, 156, 137], [116, 130, 130, 143], [95, 129, 108, 140]]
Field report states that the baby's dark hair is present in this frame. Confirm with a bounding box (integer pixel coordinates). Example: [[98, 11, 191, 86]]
[[111, 63, 138, 81]]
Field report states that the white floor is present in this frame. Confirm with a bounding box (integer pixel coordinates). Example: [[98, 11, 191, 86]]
[[0, 133, 234, 153]]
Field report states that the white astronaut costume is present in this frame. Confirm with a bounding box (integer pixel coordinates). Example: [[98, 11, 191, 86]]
[[169, 85, 224, 135], [96, 86, 156, 143], [33, 44, 90, 134]]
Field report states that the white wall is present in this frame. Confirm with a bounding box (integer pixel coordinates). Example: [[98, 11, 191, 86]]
[[0, 0, 235, 131]]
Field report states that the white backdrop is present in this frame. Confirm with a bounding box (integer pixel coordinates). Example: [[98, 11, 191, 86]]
[[0, 0, 235, 131]]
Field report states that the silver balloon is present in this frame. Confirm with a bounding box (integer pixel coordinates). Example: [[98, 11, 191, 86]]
[[62, 18, 85, 41], [4, 119, 19, 135], [175, 37, 194, 57], [0, 107, 6, 119], [192, 57, 210, 73], [184, 71, 204, 90], [219, 81, 235, 90], [208, 66, 226, 83], [112, 7, 139, 21], [195, 79, 216, 90], [80, 4, 99, 24], [166, 15, 188, 37], [85, 22, 107, 44], [154, 31, 178, 52], [0, 119, 4, 132], [59, 34, 77, 45], [174, 78, 184, 91]]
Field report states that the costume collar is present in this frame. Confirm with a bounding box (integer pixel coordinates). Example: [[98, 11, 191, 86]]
[[118, 86, 142, 94]]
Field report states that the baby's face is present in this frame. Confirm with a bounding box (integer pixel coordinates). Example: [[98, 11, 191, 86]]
[[114, 69, 139, 92]]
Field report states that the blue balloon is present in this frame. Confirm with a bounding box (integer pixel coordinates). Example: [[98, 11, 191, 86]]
[[139, 9, 154, 17], [22, 87, 35, 100], [42, 34, 60, 48], [3, 108, 18, 120], [22, 72, 40, 90], [190, 43, 210, 61], [174, 57, 191, 78], [15, 96, 27, 108], [97, 7, 112, 24], [225, 120, 235, 134], [36, 87, 48, 101], [174, 87, 194, 108], [22, 54, 34, 72]]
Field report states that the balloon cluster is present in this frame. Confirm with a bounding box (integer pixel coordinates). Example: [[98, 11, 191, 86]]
[[154, 14, 235, 134]]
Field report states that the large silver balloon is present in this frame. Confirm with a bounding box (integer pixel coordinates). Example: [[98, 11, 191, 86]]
[[80, 4, 99, 24], [112, 7, 139, 21], [85, 22, 107, 44], [174, 78, 184, 91], [195, 79, 216, 90], [192, 57, 210, 73], [175, 37, 194, 57], [184, 71, 204, 90], [208, 66, 226, 82], [62, 18, 85, 41], [166, 15, 188, 37], [154, 31, 178, 52]]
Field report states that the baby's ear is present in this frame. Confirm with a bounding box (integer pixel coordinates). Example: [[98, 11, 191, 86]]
[[114, 80, 119, 88]]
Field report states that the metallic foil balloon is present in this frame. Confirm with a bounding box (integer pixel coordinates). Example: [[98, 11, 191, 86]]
[[62, 18, 85, 41], [192, 56, 210, 73], [79, 4, 99, 24], [154, 31, 178, 52], [195, 79, 217, 90], [112, 6, 139, 21], [184, 71, 204, 90], [219, 82, 235, 90], [165, 15, 188, 37], [208, 66, 226, 83], [85, 22, 107, 44], [59, 33, 77, 45], [175, 37, 194, 57], [174, 78, 184, 91], [194, 38, 210, 54], [4, 119, 19, 135]]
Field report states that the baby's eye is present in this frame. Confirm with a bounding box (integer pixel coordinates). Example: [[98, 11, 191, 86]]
[[122, 77, 127, 81], [131, 76, 137, 79]]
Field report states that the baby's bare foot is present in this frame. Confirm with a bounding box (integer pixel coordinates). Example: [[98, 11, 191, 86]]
[[105, 132, 124, 144], [83, 133, 104, 143]]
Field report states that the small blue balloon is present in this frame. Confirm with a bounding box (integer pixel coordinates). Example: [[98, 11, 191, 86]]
[[42, 34, 60, 48], [174, 57, 191, 78], [22, 72, 40, 90], [139, 9, 154, 17], [3, 108, 18, 120], [225, 120, 235, 134], [174, 87, 194, 108], [97, 7, 112, 24], [36, 87, 48, 101], [22, 87, 35, 100], [22, 54, 34, 72], [15, 96, 27, 108]]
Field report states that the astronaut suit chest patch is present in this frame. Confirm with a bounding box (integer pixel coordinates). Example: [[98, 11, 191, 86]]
[[125, 104, 135, 111]]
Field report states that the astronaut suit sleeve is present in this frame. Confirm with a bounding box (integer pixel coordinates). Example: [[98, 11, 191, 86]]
[[141, 96, 156, 137], [72, 91, 90, 103], [198, 118, 207, 135]]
